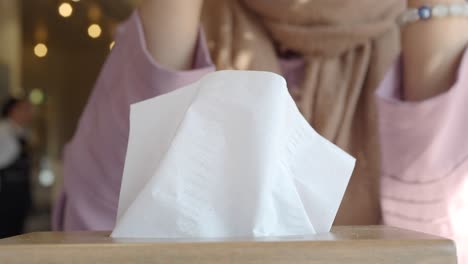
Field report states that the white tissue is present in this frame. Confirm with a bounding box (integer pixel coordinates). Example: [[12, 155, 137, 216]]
[[111, 70, 355, 239]]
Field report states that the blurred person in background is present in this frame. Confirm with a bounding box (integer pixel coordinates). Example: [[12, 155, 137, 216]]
[[0, 97, 33, 238], [54, 0, 468, 261]]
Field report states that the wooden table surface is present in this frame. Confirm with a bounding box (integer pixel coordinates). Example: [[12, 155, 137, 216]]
[[0, 226, 457, 263]]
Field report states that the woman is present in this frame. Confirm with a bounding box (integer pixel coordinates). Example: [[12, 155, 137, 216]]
[[54, 0, 468, 261]]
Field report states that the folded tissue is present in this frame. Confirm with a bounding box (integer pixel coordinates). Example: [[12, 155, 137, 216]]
[[111, 70, 355, 239]]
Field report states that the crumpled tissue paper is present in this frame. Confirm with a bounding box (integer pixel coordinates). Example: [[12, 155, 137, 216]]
[[111, 70, 355, 239]]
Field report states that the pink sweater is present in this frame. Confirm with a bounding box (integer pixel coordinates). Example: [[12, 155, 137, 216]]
[[53, 12, 468, 261]]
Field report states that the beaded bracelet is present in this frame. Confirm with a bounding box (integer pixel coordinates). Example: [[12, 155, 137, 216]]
[[398, 2, 468, 26]]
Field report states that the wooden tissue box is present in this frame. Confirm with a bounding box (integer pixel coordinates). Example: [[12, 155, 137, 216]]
[[0, 226, 456, 263]]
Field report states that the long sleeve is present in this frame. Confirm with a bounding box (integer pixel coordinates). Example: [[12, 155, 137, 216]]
[[377, 49, 468, 262], [53, 11, 215, 231]]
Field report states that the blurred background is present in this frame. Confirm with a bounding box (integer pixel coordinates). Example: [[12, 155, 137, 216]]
[[0, 0, 137, 233]]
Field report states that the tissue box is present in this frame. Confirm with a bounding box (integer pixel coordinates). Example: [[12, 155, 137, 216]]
[[0, 226, 456, 263]]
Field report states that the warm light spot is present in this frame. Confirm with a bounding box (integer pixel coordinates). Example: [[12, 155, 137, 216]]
[[34, 43, 48, 58], [71, 0, 80, 2], [109, 41, 115, 50], [29, 88, 45, 105], [58, 2, 73, 18], [88, 24, 102, 39]]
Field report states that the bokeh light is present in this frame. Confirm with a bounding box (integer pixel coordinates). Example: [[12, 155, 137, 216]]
[[29, 88, 45, 105], [58, 2, 73, 18], [34, 43, 48, 58], [87, 24, 102, 39], [38, 168, 55, 187]]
